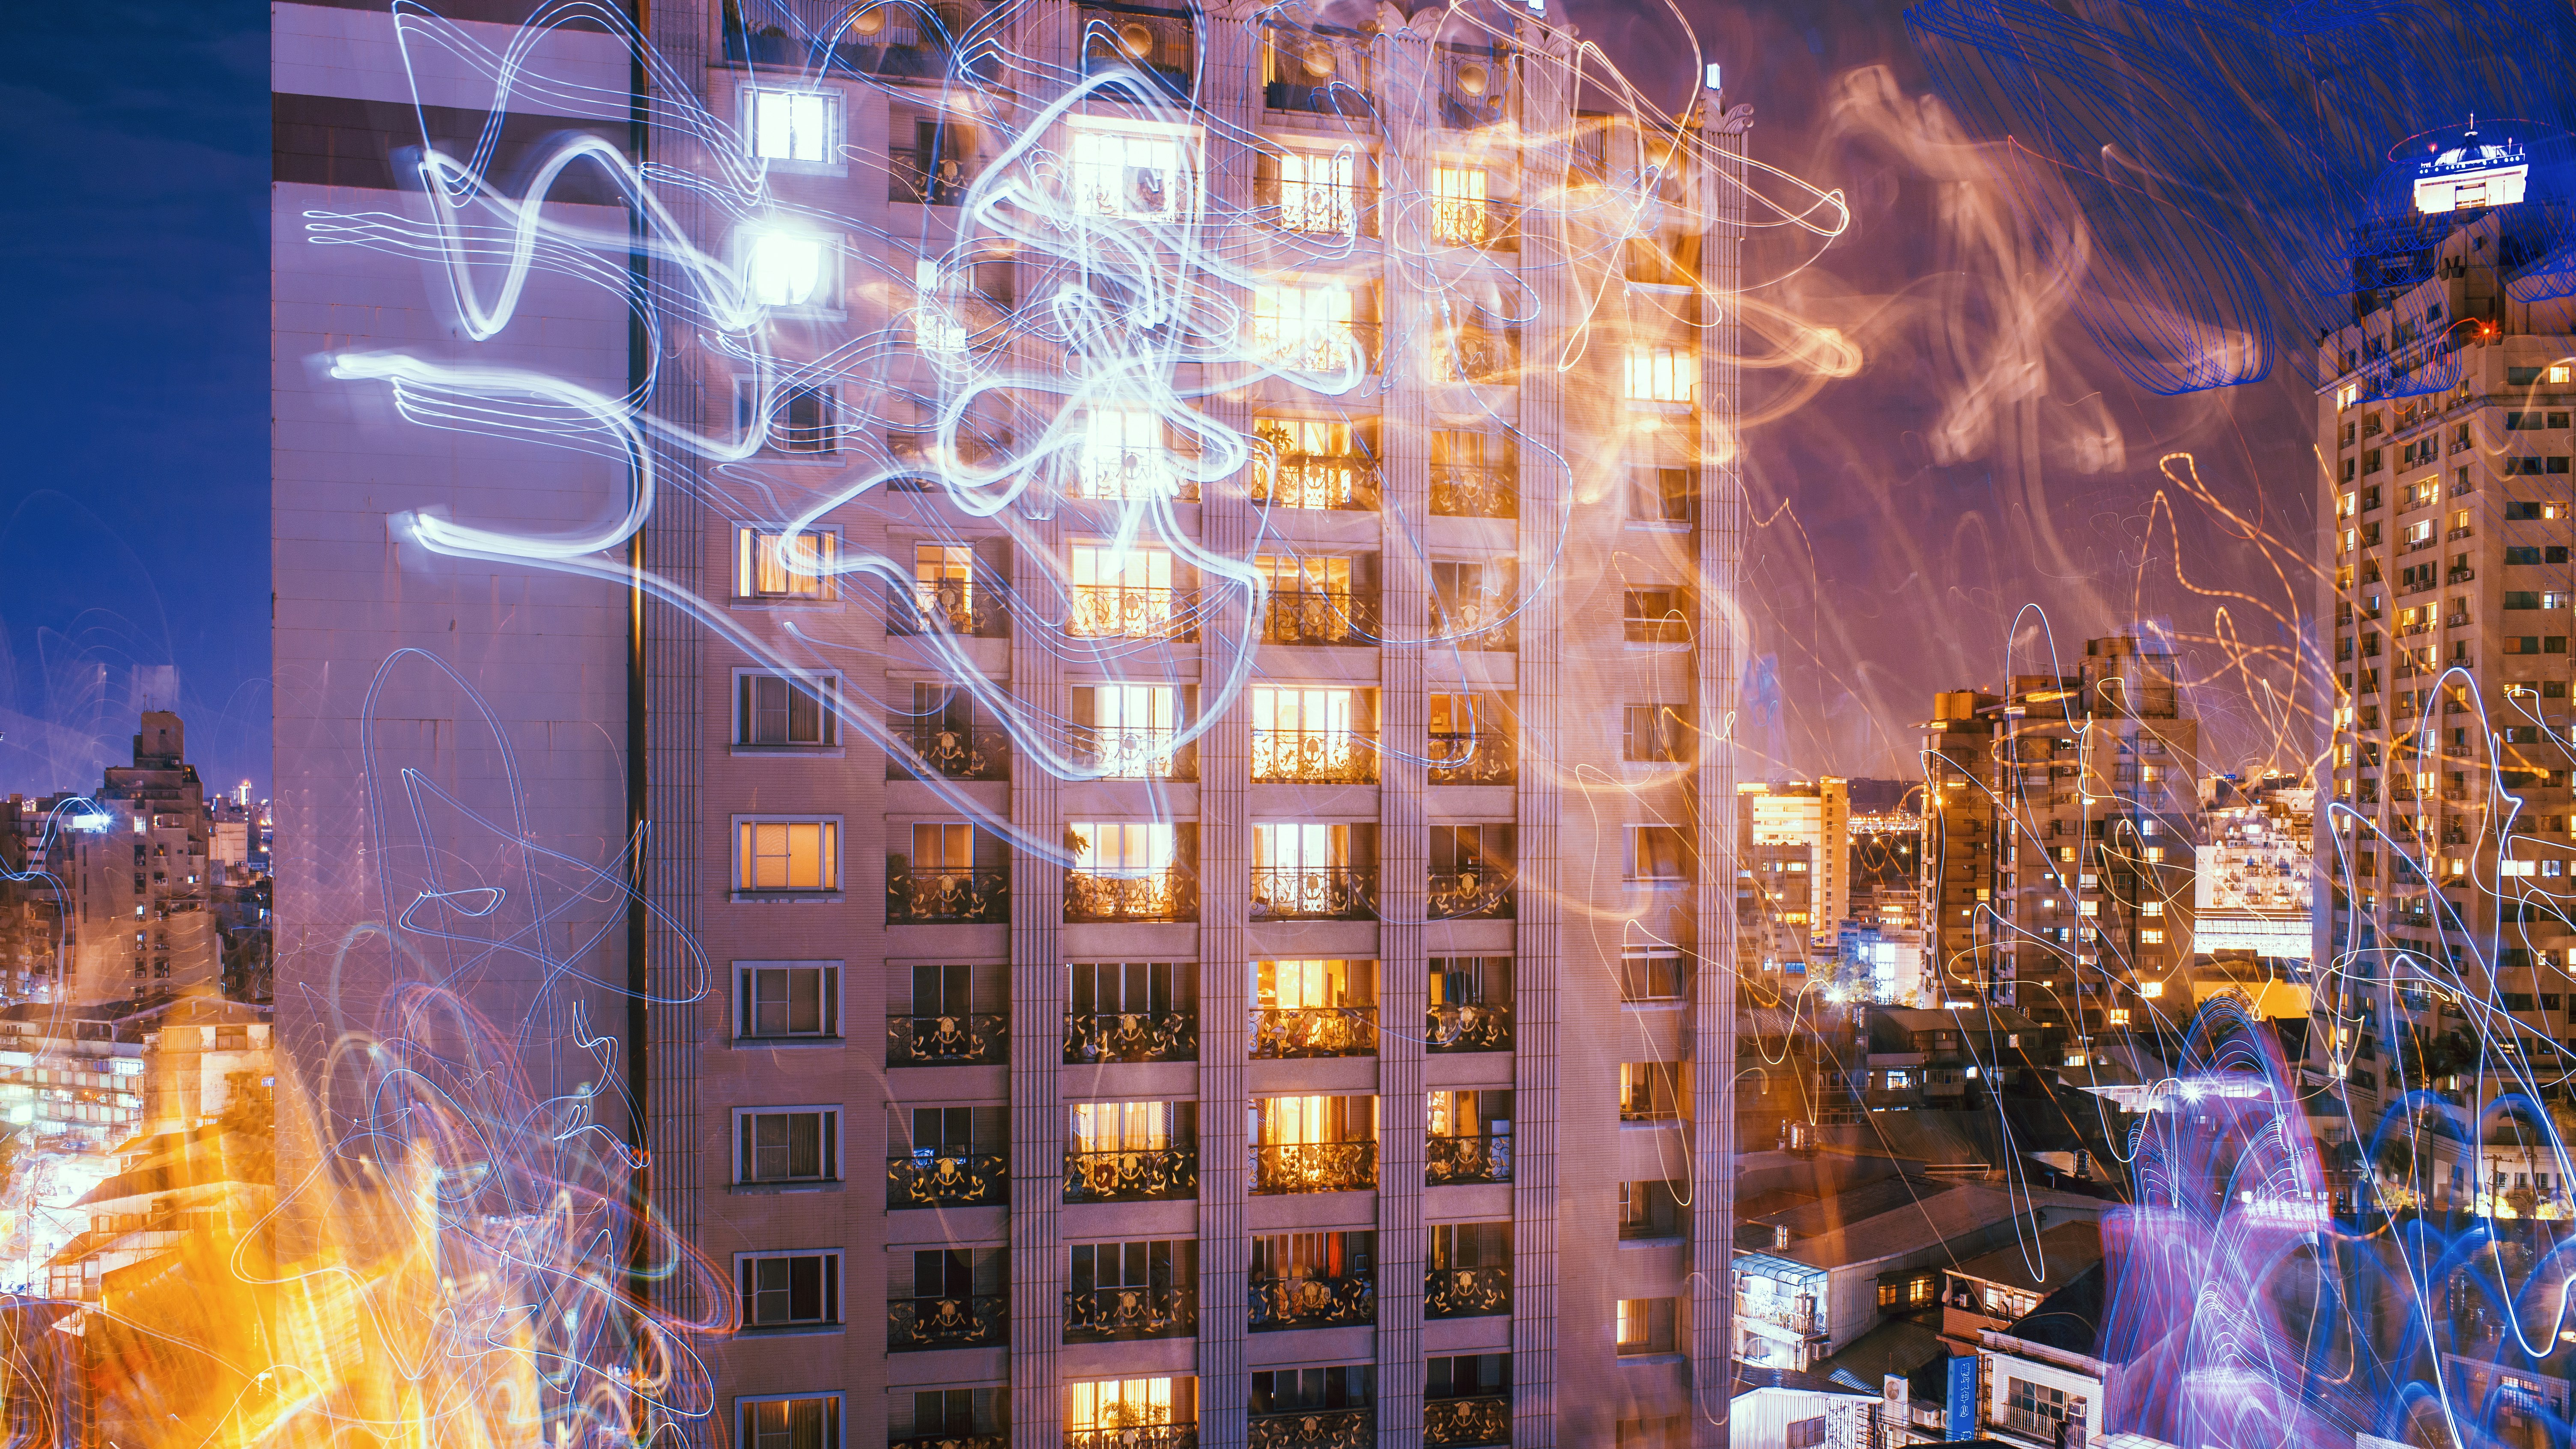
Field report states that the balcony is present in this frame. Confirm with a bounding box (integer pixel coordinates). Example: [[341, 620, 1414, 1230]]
[[1252, 321, 1381, 378], [1424, 1263, 1512, 1318], [1248, 1409, 1373, 1449], [1425, 1000, 1512, 1054], [1249, 1141, 1376, 1195], [1064, 1145, 1198, 1204], [888, 865, 1009, 924], [1434, 599, 1518, 651], [1262, 588, 1380, 647], [1067, 1431, 1197, 1449], [1249, 1006, 1378, 1059], [887, 1151, 1008, 1210], [1423, 1397, 1511, 1448], [1250, 866, 1377, 921], [1428, 464, 1518, 519], [1071, 448, 1202, 503], [1248, 1271, 1376, 1332], [1078, 5, 1194, 100], [887, 1011, 1008, 1067], [1062, 1283, 1196, 1344], [1072, 725, 1196, 781], [1252, 176, 1378, 235], [1428, 197, 1521, 252], [899, 1437, 1006, 1449], [1070, 585, 1199, 642], [1440, 328, 1521, 385], [888, 1293, 1008, 1352], [1253, 728, 1378, 784], [1254, 455, 1382, 512], [1428, 869, 1515, 921], [1428, 732, 1515, 786], [889, 150, 980, 206], [1064, 1008, 1199, 1065], [888, 580, 1009, 638], [1064, 868, 1200, 924], [1425, 1131, 1513, 1186], [887, 723, 1012, 781]]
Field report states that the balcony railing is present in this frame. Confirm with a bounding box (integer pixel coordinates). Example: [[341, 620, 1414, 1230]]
[[1255, 456, 1383, 511], [1423, 1397, 1511, 1449], [888, 723, 1012, 781], [1063, 1283, 1196, 1343], [1064, 868, 1200, 924], [1253, 171, 1380, 233], [888, 866, 1009, 924], [1248, 1408, 1373, 1449], [1429, 465, 1518, 519], [1248, 1272, 1376, 1331], [1262, 588, 1380, 647], [1249, 1141, 1377, 1195], [1250, 866, 1377, 921], [1425, 1131, 1513, 1186], [889, 580, 1009, 637], [887, 1151, 1008, 1210], [887, 1011, 1008, 1067], [1073, 726, 1196, 781], [1428, 197, 1521, 251], [1252, 321, 1380, 377], [1064, 1008, 1199, 1064], [1425, 1000, 1513, 1053], [1435, 599, 1518, 651], [1441, 328, 1521, 385], [890, 152, 980, 205], [1429, 869, 1515, 921], [1263, 73, 1376, 119], [1254, 729, 1377, 784], [888, 1294, 1008, 1352], [1070, 585, 1199, 641], [896, 1434, 1007, 1449], [1067, 1429, 1198, 1449], [1071, 448, 1202, 503], [1064, 1145, 1199, 1204], [1428, 732, 1515, 785], [1423, 1263, 1512, 1319], [1998, 1409, 2067, 1440], [1249, 1006, 1378, 1058]]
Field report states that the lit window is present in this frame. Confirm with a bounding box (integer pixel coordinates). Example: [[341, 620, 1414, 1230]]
[[1073, 127, 1191, 217], [2337, 384, 2358, 409], [735, 527, 839, 600], [2554, 365, 2573, 385], [743, 228, 831, 308], [745, 88, 833, 162], [1066, 1379, 1181, 1434], [742, 1397, 841, 1449], [1431, 166, 1499, 247], [2140, 900, 2163, 917], [1273, 146, 1359, 236], [1625, 345, 1693, 403], [1069, 821, 1176, 875], [1251, 284, 1361, 372], [736, 819, 840, 892], [2140, 929, 2164, 943], [2139, 981, 2164, 999], [1079, 409, 1177, 498]]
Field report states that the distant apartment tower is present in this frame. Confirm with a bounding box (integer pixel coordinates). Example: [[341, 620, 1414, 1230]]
[[271, 5, 1757, 1449], [31, 714, 222, 1003], [1917, 641, 2201, 1037], [1741, 780, 1849, 948], [2191, 775, 2314, 1019], [2317, 188, 2576, 1111]]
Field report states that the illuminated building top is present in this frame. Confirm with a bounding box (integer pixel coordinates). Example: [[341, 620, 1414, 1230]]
[[2413, 124, 2530, 214]]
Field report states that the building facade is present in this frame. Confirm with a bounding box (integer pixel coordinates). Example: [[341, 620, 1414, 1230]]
[[271, 3, 1765, 1448]]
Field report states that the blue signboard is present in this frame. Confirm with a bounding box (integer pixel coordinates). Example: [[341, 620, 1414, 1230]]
[[1945, 1354, 1978, 1440]]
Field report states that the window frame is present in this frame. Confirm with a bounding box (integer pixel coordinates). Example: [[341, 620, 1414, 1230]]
[[733, 525, 844, 603], [737, 1395, 845, 1449], [733, 223, 846, 316], [732, 668, 844, 749], [738, 85, 847, 175], [734, 960, 844, 1041], [735, 380, 843, 458], [733, 816, 844, 897], [736, 1248, 845, 1330], [733, 1105, 844, 1186]]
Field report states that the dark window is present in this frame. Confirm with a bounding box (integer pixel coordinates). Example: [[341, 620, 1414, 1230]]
[[1427, 1352, 1512, 1400], [740, 963, 840, 1038], [2508, 546, 2544, 564], [1787, 1418, 1827, 1449], [1631, 466, 1695, 523], [739, 673, 838, 745], [739, 382, 838, 454], [741, 1252, 841, 1327], [1623, 588, 1690, 644], [1620, 947, 1684, 1001], [1622, 704, 1693, 762], [1252, 1366, 1375, 1416]]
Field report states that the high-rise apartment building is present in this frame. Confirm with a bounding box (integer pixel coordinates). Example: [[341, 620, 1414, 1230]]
[[1917, 641, 2201, 1038], [2317, 168, 2576, 1113], [1739, 780, 1849, 952], [272, 4, 1758, 1448]]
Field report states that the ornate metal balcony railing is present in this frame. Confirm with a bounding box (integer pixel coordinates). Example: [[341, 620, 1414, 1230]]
[[1064, 868, 1200, 924], [888, 866, 1009, 924], [1063, 1283, 1197, 1343], [1070, 448, 1202, 502], [1064, 1008, 1199, 1064], [1073, 726, 1195, 780], [1252, 175, 1378, 233], [1064, 1145, 1199, 1204], [1247, 1272, 1376, 1332], [1428, 465, 1518, 519], [888, 579, 1009, 637], [1434, 597, 1518, 650], [887, 1294, 1008, 1352], [1249, 1141, 1377, 1195], [1248, 1409, 1373, 1449], [1254, 455, 1382, 512], [1425, 1001, 1512, 1054], [1250, 866, 1378, 921], [886, 1151, 1008, 1210], [1069, 585, 1199, 641], [1065, 1429, 1199, 1449], [1427, 731, 1515, 785], [1440, 328, 1521, 385], [895, 1434, 1008, 1449], [1252, 321, 1381, 376], [1423, 1264, 1512, 1319], [1428, 869, 1515, 921], [1261, 588, 1380, 647], [1252, 728, 1377, 784], [887, 1011, 1008, 1067], [1422, 1395, 1512, 1448], [1425, 1132, 1513, 1186], [1428, 197, 1521, 251], [1249, 1007, 1377, 1059], [888, 723, 1011, 781]]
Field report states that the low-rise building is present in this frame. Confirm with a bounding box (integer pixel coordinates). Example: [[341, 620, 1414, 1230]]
[[1939, 1220, 2104, 1354]]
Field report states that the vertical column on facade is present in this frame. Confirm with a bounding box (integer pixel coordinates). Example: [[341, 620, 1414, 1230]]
[[1507, 19, 1570, 1449], [637, 11, 709, 1448], [1373, 21, 1432, 1446], [1195, 9, 1263, 1445], [1009, 11, 1077, 1444], [1688, 104, 1750, 1449]]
